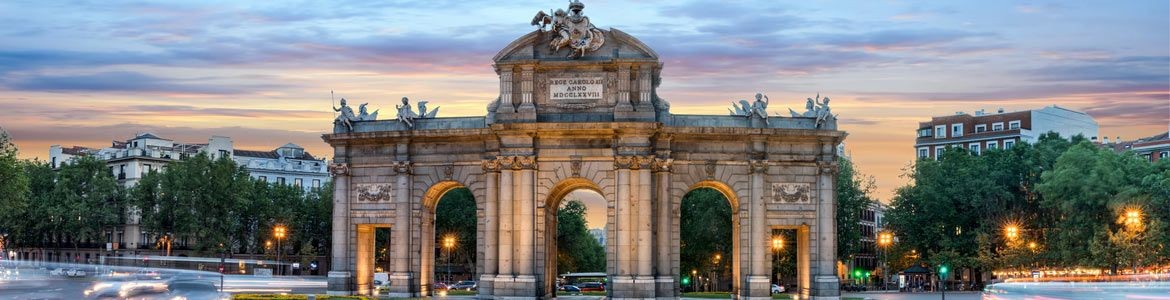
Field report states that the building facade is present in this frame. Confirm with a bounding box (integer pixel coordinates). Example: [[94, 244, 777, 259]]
[[49, 133, 329, 252], [914, 106, 1099, 159], [1103, 130, 1170, 162]]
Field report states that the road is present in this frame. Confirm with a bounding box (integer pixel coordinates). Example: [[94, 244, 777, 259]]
[[0, 265, 326, 300], [842, 291, 981, 300]]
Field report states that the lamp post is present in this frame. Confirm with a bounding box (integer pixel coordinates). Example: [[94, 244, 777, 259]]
[[877, 231, 893, 291], [771, 235, 783, 293], [443, 235, 456, 284], [691, 270, 698, 293], [274, 225, 287, 276]]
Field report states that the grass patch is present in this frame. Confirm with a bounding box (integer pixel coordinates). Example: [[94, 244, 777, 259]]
[[233, 295, 369, 300], [446, 290, 477, 296], [681, 292, 735, 298], [771, 294, 793, 299]]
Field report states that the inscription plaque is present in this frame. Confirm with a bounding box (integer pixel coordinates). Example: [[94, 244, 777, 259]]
[[549, 77, 603, 100]]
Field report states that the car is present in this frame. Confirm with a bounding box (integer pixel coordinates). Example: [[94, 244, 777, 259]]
[[561, 285, 581, 293], [772, 284, 786, 293], [450, 280, 477, 291], [841, 283, 867, 292], [577, 282, 605, 292], [67, 269, 87, 277], [433, 282, 449, 291], [167, 279, 231, 300], [49, 268, 66, 276]]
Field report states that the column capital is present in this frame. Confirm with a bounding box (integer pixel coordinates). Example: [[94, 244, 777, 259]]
[[499, 155, 537, 170], [749, 159, 769, 174], [651, 157, 673, 173], [392, 161, 414, 175], [482, 158, 502, 173], [614, 155, 652, 170], [816, 160, 839, 175], [328, 162, 350, 176]]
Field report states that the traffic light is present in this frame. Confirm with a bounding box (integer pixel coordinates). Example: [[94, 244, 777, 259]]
[[853, 269, 861, 278], [939, 265, 949, 279], [682, 276, 691, 285]]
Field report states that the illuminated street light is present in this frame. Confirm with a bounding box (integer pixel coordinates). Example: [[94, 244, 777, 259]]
[[772, 236, 783, 251], [1124, 208, 1142, 228], [1004, 224, 1020, 241], [1027, 241, 1037, 250], [274, 224, 288, 275], [443, 235, 457, 283]]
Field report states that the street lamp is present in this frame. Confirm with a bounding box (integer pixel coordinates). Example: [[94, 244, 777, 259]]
[[692, 270, 698, 292], [443, 235, 456, 284], [274, 224, 287, 276], [877, 231, 893, 291], [1004, 224, 1020, 241], [1124, 208, 1143, 229]]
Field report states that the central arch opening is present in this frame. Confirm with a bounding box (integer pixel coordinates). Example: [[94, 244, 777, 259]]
[[679, 183, 740, 295], [422, 182, 477, 296], [542, 179, 609, 298]]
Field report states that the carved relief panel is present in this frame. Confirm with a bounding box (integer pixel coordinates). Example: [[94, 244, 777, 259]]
[[355, 183, 394, 202], [771, 183, 812, 204]]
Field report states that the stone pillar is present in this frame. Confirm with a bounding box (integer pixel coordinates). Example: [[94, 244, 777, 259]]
[[615, 64, 633, 113], [497, 159, 515, 277], [636, 66, 653, 110], [812, 161, 840, 300], [612, 156, 634, 298], [480, 159, 501, 297], [514, 156, 537, 296], [516, 66, 536, 120], [798, 226, 811, 300], [327, 163, 352, 295], [653, 158, 675, 299], [635, 157, 655, 298], [747, 159, 771, 299], [355, 225, 374, 295], [389, 161, 416, 297]]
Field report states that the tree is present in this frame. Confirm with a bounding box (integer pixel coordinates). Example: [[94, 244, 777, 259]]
[[50, 156, 123, 259], [0, 128, 29, 249], [556, 200, 605, 273], [836, 157, 875, 263]]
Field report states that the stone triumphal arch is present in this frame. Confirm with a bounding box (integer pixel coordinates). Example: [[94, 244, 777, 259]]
[[323, 2, 845, 299]]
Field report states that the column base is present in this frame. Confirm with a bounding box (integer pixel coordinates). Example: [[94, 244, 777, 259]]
[[610, 275, 656, 299], [810, 275, 840, 298], [387, 272, 419, 297], [744, 275, 771, 298], [478, 274, 496, 298], [327, 271, 352, 296], [654, 276, 675, 298]]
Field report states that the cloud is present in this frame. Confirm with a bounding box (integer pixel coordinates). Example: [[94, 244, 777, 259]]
[[1024, 56, 1170, 83], [2, 71, 290, 94]]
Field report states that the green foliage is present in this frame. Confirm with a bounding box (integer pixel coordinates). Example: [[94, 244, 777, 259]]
[[0, 128, 29, 240], [435, 188, 477, 274], [556, 199, 605, 272], [836, 157, 875, 261], [888, 132, 1169, 276], [680, 188, 732, 289]]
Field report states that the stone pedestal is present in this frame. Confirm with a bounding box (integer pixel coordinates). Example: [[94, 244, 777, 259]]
[[743, 275, 771, 300], [478, 274, 496, 298], [387, 272, 417, 298], [810, 275, 841, 300], [327, 271, 352, 296]]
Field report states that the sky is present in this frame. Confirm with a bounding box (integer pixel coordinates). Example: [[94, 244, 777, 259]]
[[2, 0, 1168, 209]]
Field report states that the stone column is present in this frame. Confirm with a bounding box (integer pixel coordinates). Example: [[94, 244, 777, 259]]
[[798, 226, 811, 300], [612, 156, 634, 298], [356, 225, 374, 295], [637, 66, 652, 109], [480, 158, 501, 296], [813, 161, 840, 299], [389, 161, 415, 297], [499, 67, 514, 113], [497, 158, 514, 278], [327, 163, 352, 295], [514, 156, 537, 296], [615, 64, 633, 113], [747, 160, 770, 299], [516, 66, 536, 120], [635, 157, 655, 298], [653, 158, 675, 298]]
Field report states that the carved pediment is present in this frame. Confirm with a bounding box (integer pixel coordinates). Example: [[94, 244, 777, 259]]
[[493, 28, 658, 62]]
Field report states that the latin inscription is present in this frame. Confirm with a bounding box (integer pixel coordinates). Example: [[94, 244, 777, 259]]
[[549, 77, 603, 100]]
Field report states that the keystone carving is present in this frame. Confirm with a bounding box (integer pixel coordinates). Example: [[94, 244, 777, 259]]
[[651, 157, 673, 173], [392, 161, 414, 175], [750, 159, 769, 174], [328, 163, 350, 176]]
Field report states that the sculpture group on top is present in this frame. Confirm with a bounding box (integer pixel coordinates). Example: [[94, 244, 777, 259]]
[[333, 96, 440, 132], [532, 0, 605, 59], [725, 92, 837, 128], [788, 93, 837, 128]]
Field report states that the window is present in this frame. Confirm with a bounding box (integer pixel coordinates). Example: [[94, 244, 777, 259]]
[[118, 165, 126, 180], [1004, 140, 1015, 149], [312, 179, 321, 188], [987, 141, 999, 150], [1009, 120, 1021, 129], [144, 164, 152, 173], [935, 146, 944, 158], [52, 157, 57, 168], [992, 122, 1004, 131], [975, 124, 987, 133], [918, 128, 933, 138], [1160, 152, 1168, 159], [218, 150, 229, 158], [259, 176, 267, 183], [278, 177, 286, 185], [294, 178, 303, 187], [969, 144, 981, 155], [918, 148, 929, 158], [951, 124, 963, 137], [934, 125, 946, 138]]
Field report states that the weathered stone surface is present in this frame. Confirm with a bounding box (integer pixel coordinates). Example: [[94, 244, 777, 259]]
[[322, 2, 845, 299]]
